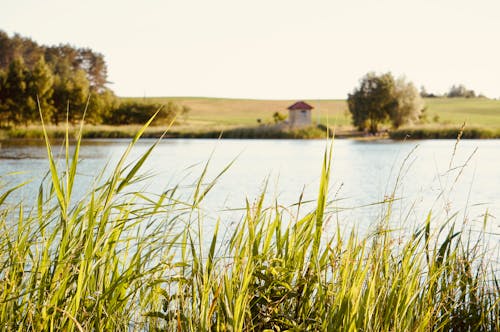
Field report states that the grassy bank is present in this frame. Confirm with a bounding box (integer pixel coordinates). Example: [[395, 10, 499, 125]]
[[0, 124, 168, 139], [390, 125, 500, 139], [2, 123, 498, 140], [0, 123, 498, 331], [168, 124, 337, 139], [0, 124, 340, 140]]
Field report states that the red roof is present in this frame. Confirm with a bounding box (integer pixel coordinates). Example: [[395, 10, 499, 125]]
[[287, 101, 313, 111]]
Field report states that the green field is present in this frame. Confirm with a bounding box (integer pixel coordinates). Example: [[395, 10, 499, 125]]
[[123, 96, 500, 131], [424, 97, 500, 128], [122, 97, 351, 127]]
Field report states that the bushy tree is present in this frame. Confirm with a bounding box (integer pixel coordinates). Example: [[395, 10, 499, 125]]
[[0, 58, 31, 125], [391, 77, 425, 128], [26, 57, 55, 123], [105, 101, 188, 126], [272, 111, 287, 124], [79, 48, 108, 93], [86, 89, 118, 124], [347, 72, 396, 134], [105, 102, 161, 125], [0, 31, 44, 69], [348, 72, 425, 133], [0, 69, 6, 126], [52, 64, 90, 124], [165, 101, 190, 123]]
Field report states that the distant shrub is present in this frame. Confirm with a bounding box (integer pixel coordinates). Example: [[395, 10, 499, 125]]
[[272, 111, 287, 124], [104, 101, 187, 125], [447, 84, 476, 98], [104, 102, 162, 125]]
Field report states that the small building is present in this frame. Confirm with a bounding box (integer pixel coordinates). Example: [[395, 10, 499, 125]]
[[287, 101, 313, 128]]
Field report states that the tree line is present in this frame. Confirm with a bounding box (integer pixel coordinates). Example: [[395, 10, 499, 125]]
[[0, 31, 187, 127], [420, 84, 482, 98]]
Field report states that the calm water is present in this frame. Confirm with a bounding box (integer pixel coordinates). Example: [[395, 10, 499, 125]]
[[1, 138, 499, 247]]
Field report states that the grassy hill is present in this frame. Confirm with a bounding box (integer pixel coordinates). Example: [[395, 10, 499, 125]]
[[122, 97, 351, 127], [424, 98, 500, 128], [123, 96, 500, 131]]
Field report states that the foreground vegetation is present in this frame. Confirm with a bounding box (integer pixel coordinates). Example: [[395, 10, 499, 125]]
[[0, 119, 498, 331]]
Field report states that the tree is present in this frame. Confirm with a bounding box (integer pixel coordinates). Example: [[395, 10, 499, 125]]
[[52, 64, 90, 124], [0, 57, 30, 125], [347, 72, 396, 134], [0, 69, 6, 126], [391, 77, 425, 128], [447, 84, 476, 98], [272, 111, 287, 124], [348, 72, 425, 133], [79, 48, 108, 93], [26, 57, 55, 123], [419, 85, 438, 98], [164, 101, 190, 123], [0, 31, 116, 126], [0, 30, 185, 127], [105, 102, 160, 125], [86, 89, 118, 124], [0, 31, 12, 69]]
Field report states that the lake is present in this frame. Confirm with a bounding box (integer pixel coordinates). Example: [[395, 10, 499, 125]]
[[1, 138, 498, 253]]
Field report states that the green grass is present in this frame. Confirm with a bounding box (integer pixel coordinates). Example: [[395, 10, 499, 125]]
[[424, 97, 500, 129], [122, 97, 352, 127], [123, 96, 500, 131], [390, 98, 500, 139], [0, 123, 335, 139], [0, 118, 498, 330], [389, 124, 500, 139]]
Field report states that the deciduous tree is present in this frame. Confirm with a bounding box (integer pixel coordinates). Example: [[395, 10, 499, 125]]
[[348, 72, 425, 133], [26, 57, 55, 123], [347, 72, 395, 134], [391, 77, 424, 128], [0, 58, 30, 125], [447, 84, 476, 98]]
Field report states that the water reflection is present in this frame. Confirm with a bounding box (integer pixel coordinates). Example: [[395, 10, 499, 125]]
[[0, 138, 498, 238]]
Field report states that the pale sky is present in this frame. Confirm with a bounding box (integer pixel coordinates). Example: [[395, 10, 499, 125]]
[[1, 0, 499, 99]]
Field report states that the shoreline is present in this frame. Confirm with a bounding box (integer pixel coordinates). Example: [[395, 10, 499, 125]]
[[1, 124, 499, 141]]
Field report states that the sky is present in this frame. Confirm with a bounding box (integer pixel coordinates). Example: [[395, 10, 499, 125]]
[[1, 0, 499, 99]]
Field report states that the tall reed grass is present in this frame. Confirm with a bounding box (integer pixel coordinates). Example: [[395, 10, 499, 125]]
[[0, 115, 498, 331], [390, 125, 500, 139], [0, 123, 334, 140]]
